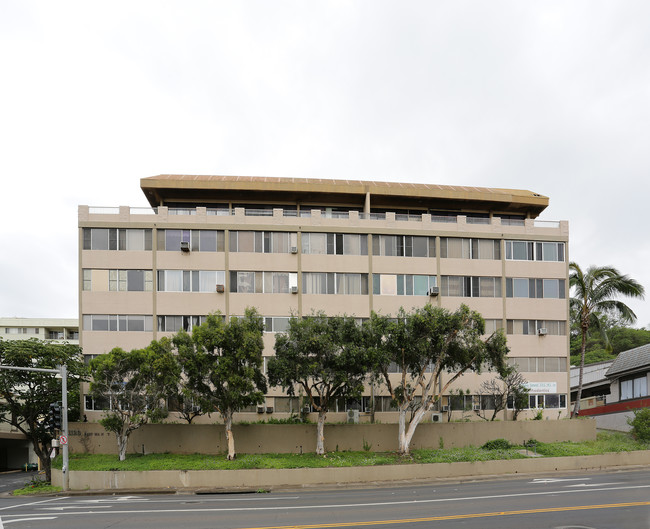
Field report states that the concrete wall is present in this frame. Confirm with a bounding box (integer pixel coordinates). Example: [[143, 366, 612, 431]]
[[53, 449, 650, 491], [67, 419, 595, 456]]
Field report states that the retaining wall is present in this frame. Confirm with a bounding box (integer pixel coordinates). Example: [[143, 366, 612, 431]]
[[67, 419, 596, 456]]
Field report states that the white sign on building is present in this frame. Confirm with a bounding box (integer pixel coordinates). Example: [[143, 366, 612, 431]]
[[525, 382, 557, 394]]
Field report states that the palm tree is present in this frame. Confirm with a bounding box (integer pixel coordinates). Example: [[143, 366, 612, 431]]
[[570, 263, 645, 417]]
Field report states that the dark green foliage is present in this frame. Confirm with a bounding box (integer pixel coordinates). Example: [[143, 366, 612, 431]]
[[175, 309, 267, 459], [268, 312, 370, 454], [627, 408, 650, 442], [365, 304, 509, 453], [523, 439, 539, 449], [481, 439, 512, 450], [175, 309, 267, 419], [0, 338, 86, 481], [90, 338, 180, 460]]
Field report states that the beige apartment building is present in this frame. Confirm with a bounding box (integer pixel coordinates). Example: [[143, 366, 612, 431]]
[[0, 318, 79, 344], [79, 175, 569, 422]]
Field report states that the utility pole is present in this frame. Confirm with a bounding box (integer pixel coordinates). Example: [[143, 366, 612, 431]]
[[0, 364, 69, 491]]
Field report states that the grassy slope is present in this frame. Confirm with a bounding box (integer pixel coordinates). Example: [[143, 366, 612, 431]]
[[51, 431, 647, 472]]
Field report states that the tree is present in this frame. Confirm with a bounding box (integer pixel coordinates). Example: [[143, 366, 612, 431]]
[[365, 304, 508, 455], [268, 313, 369, 455], [175, 309, 267, 460], [570, 263, 645, 417], [90, 338, 179, 461], [0, 339, 85, 482], [477, 366, 529, 421]]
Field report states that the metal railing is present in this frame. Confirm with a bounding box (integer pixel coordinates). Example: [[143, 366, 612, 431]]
[[85, 206, 561, 229]]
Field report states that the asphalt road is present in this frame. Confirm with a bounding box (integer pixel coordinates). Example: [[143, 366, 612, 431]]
[[0, 469, 648, 529], [0, 471, 40, 495]]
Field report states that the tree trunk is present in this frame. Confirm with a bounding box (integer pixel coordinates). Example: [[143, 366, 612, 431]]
[[117, 433, 128, 461], [32, 441, 51, 482], [571, 324, 588, 418], [402, 406, 428, 455], [224, 413, 236, 460], [397, 408, 408, 454], [316, 410, 326, 455]]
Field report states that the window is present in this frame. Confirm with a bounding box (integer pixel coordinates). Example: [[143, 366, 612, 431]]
[[83, 228, 152, 251], [536, 242, 565, 262], [82, 315, 153, 332], [505, 240, 565, 261], [85, 395, 110, 411], [83, 269, 153, 291], [229, 272, 298, 293], [301, 233, 368, 256], [620, 375, 648, 400], [506, 357, 568, 372], [158, 270, 225, 292], [440, 276, 502, 297], [158, 230, 224, 252], [372, 235, 435, 257], [229, 231, 297, 253], [506, 320, 566, 335], [440, 238, 500, 259], [157, 315, 206, 332], [506, 278, 565, 299], [372, 274, 437, 295], [484, 319, 504, 334], [302, 273, 368, 295], [507, 394, 567, 409], [264, 317, 290, 333]]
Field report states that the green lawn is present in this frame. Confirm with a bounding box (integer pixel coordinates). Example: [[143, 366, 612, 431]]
[[51, 431, 648, 472]]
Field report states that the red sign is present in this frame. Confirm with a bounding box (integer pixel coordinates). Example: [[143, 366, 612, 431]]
[[59, 435, 68, 445]]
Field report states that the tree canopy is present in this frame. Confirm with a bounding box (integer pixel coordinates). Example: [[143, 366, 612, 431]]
[[0, 338, 85, 481], [90, 338, 179, 461], [365, 304, 509, 455], [268, 313, 370, 455], [174, 309, 267, 460]]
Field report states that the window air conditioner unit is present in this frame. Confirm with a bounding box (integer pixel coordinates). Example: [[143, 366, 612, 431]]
[[431, 412, 442, 423], [257, 406, 265, 414], [266, 406, 274, 414], [538, 328, 548, 336], [290, 246, 298, 254], [428, 287, 439, 297], [290, 286, 298, 294], [191, 405, 200, 413], [347, 409, 360, 424], [473, 404, 481, 411], [441, 405, 449, 412], [180, 241, 190, 252], [216, 284, 225, 293]]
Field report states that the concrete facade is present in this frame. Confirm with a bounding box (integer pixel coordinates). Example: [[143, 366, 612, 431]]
[[79, 175, 570, 422]]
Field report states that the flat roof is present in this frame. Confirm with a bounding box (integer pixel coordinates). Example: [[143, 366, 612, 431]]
[[141, 175, 549, 217]]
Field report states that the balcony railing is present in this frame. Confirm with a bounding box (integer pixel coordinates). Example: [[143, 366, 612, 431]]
[[86, 206, 561, 229]]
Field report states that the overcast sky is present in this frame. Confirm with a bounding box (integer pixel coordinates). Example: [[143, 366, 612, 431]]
[[1, 1, 649, 328]]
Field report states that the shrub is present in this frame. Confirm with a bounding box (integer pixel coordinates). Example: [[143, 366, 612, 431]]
[[523, 438, 539, 449], [627, 408, 650, 442], [481, 438, 512, 450]]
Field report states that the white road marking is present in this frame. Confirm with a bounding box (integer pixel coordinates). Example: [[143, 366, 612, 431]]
[[40, 505, 112, 510], [2, 484, 650, 520], [530, 478, 587, 484], [0, 497, 67, 511], [4, 517, 57, 525], [565, 482, 622, 488]]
